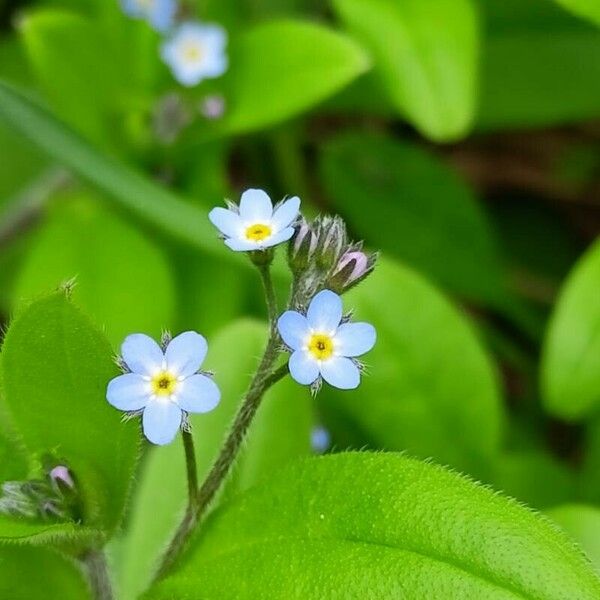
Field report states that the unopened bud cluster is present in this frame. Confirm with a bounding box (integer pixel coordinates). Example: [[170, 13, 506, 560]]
[[288, 214, 377, 304], [0, 465, 77, 522]]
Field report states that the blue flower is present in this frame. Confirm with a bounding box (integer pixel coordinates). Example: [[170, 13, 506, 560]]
[[106, 331, 220, 446], [277, 290, 376, 390], [161, 21, 228, 87], [120, 0, 177, 33], [209, 189, 300, 251]]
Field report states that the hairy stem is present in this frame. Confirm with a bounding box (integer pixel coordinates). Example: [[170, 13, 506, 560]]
[[82, 549, 114, 600]]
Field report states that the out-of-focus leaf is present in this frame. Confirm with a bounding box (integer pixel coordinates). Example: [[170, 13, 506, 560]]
[[579, 417, 600, 503], [321, 258, 504, 477], [149, 453, 600, 599], [14, 195, 176, 345], [478, 2, 600, 129], [0, 293, 139, 534], [553, 0, 600, 27], [219, 20, 369, 134], [333, 0, 479, 141], [0, 545, 90, 599], [320, 132, 505, 304], [547, 504, 600, 574], [116, 320, 311, 600], [491, 451, 575, 509], [0, 428, 28, 483], [20, 9, 126, 150], [541, 240, 600, 420]]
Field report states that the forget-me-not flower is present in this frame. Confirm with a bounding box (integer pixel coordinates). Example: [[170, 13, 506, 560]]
[[120, 0, 177, 32], [161, 21, 228, 87], [209, 189, 300, 252], [106, 331, 220, 445], [278, 290, 376, 390]]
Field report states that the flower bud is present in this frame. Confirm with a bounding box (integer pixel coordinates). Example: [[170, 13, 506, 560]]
[[199, 94, 226, 120], [328, 249, 377, 294], [315, 216, 347, 272], [288, 217, 317, 274], [49, 466, 74, 492]]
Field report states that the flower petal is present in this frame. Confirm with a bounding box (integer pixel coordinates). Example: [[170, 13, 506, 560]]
[[121, 334, 164, 376], [208, 207, 243, 238], [277, 311, 310, 351], [176, 374, 220, 413], [306, 289, 343, 333], [334, 322, 377, 357], [142, 400, 182, 446], [106, 374, 149, 411], [165, 331, 208, 377], [271, 196, 300, 232], [289, 350, 320, 385], [261, 227, 295, 248], [320, 356, 360, 390], [238, 189, 273, 222], [224, 238, 262, 252]]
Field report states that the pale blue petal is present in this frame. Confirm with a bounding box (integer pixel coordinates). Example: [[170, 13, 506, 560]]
[[306, 290, 343, 333], [320, 356, 360, 390], [120, 0, 143, 18], [165, 331, 207, 377], [334, 322, 377, 357], [142, 400, 182, 446], [201, 53, 228, 78], [208, 207, 242, 238], [106, 374, 149, 411], [277, 311, 310, 351], [171, 66, 205, 87], [289, 350, 319, 385], [271, 197, 300, 231], [148, 0, 176, 32], [239, 189, 273, 222], [224, 238, 261, 252], [177, 374, 220, 413], [121, 334, 164, 376], [261, 226, 295, 248]]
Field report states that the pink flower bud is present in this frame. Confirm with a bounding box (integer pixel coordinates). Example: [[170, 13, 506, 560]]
[[50, 466, 74, 489], [328, 249, 377, 293]]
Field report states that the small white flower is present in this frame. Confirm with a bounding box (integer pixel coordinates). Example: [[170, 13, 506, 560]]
[[278, 290, 376, 390], [161, 21, 228, 87], [106, 332, 220, 446], [209, 189, 301, 252], [120, 0, 177, 32]]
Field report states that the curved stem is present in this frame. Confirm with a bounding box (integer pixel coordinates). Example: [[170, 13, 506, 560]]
[[258, 262, 278, 334]]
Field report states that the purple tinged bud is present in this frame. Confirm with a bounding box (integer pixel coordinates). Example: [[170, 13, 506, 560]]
[[288, 217, 317, 273], [328, 249, 377, 294], [199, 95, 226, 120], [50, 466, 74, 490]]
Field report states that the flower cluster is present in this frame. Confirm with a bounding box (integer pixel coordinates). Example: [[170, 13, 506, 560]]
[[119, 0, 228, 88], [107, 188, 376, 446]]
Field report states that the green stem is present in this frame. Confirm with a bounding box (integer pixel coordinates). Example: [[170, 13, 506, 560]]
[[182, 429, 198, 510], [258, 262, 279, 335], [82, 549, 114, 600]]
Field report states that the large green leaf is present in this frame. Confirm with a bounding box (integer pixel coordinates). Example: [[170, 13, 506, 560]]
[[115, 320, 311, 600], [547, 504, 600, 574], [0, 545, 90, 599], [14, 195, 176, 345], [321, 258, 503, 477], [0, 293, 139, 533], [219, 20, 369, 135], [149, 452, 600, 599], [332, 0, 479, 141], [553, 0, 600, 27], [541, 239, 600, 420], [0, 514, 99, 547], [319, 132, 505, 303]]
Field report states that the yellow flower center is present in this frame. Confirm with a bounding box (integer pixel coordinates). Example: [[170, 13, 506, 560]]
[[181, 43, 203, 64], [308, 334, 334, 361], [245, 223, 272, 242], [151, 372, 178, 396]]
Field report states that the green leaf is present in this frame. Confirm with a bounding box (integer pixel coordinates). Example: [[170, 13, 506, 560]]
[[0, 293, 139, 533], [553, 0, 600, 27], [547, 504, 600, 574], [491, 451, 575, 509], [322, 258, 503, 477], [0, 545, 90, 599], [20, 9, 125, 150], [149, 453, 600, 599], [319, 132, 505, 303], [0, 79, 238, 264], [115, 320, 311, 600], [0, 514, 99, 547], [220, 20, 369, 134], [332, 0, 479, 141], [478, 7, 600, 129], [14, 195, 176, 345], [541, 239, 600, 420]]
